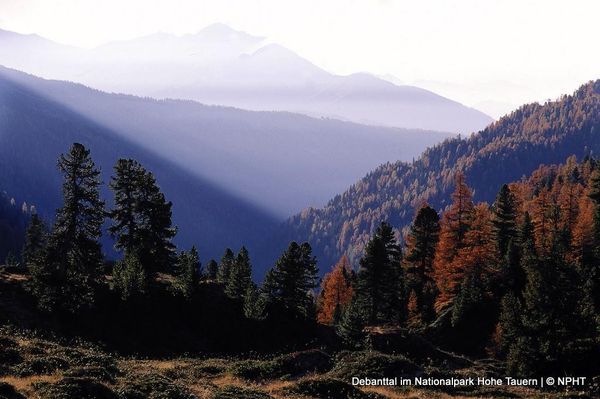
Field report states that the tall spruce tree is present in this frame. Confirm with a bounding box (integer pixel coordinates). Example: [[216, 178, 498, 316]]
[[109, 159, 176, 277], [404, 205, 440, 323], [32, 143, 105, 313], [217, 248, 235, 284], [262, 242, 319, 318], [225, 246, 252, 301], [492, 184, 518, 257], [354, 222, 405, 325]]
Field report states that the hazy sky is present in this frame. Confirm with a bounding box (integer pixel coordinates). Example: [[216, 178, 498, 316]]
[[1, 0, 599, 117]]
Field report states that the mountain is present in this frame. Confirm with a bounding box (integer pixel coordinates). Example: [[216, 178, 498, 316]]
[[0, 67, 279, 264], [0, 24, 492, 133], [0, 66, 450, 217], [281, 80, 600, 268]]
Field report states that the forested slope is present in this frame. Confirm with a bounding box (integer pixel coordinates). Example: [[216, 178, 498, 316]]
[[283, 80, 600, 267]]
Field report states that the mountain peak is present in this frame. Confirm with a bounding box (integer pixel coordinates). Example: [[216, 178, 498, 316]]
[[195, 23, 264, 42]]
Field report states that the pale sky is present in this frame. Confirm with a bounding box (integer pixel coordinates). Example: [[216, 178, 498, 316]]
[[1, 0, 599, 117]]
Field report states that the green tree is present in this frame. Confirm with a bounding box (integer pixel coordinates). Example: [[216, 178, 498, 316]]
[[217, 248, 235, 284], [262, 242, 319, 318], [22, 213, 47, 268], [491, 184, 518, 257], [113, 251, 146, 301], [337, 298, 366, 349], [354, 222, 405, 325], [404, 205, 440, 323], [225, 246, 252, 301], [175, 246, 201, 299], [243, 282, 264, 319], [33, 143, 105, 313], [205, 259, 218, 280], [109, 159, 176, 276]]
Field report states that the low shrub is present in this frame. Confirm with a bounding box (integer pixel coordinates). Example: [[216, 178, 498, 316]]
[[330, 351, 420, 380], [286, 378, 385, 399], [33, 377, 118, 399], [230, 349, 331, 381]]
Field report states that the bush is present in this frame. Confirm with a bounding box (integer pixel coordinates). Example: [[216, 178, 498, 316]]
[[286, 378, 385, 399], [33, 377, 118, 399], [0, 382, 26, 399], [14, 356, 70, 376], [330, 351, 420, 380], [230, 350, 331, 381], [117, 372, 195, 399]]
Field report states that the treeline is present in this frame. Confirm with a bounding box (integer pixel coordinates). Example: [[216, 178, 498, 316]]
[[19, 143, 320, 330], [285, 80, 600, 268], [316, 156, 600, 376], [8, 143, 600, 375]]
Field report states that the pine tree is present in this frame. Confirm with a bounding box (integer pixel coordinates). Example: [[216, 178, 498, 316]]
[[217, 248, 235, 284], [243, 282, 264, 319], [336, 298, 366, 349], [22, 213, 46, 268], [206, 259, 218, 281], [353, 222, 405, 325], [317, 255, 354, 325], [175, 246, 201, 299], [109, 159, 176, 277], [492, 184, 517, 257], [113, 251, 146, 301], [262, 242, 319, 318], [33, 143, 105, 313], [404, 205, 440, 323], [225, 246, 252, 301]]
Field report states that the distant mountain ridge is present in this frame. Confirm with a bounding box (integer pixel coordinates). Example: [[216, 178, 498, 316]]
[[281, 80, 600, 268], [0, 24, 492, 133], [0, 68, 279, 264], [0, 66, 450, 217]]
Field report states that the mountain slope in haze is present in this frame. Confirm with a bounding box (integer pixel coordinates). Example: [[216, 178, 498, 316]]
[[0, 66, 451, 217], [282, 80, 600, 268], [0, 24, 492, 133], [0, 69, 279, 264]]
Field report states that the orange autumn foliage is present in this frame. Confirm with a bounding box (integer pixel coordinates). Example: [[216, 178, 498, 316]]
[[317, 255, 354, 325], [433, 172, 475, 312]]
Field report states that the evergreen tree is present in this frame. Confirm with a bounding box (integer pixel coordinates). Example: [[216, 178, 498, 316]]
[[353, 222, 405, 325], [492, 184, 517, 257], [243, 282, 264, 319], [217, 248, 235, 284], [113, 251, 146, 301], [262, 242, 319, 318], [225, 246, 252, 301], [32, 143, 105, 313], [206, 259, 218, 281], [175, 246, 201, 299], [4, 251, 19, 268], [337, 298, 366, 348], [22, 213, 47, 268], [404, 205, 440, 323], [109, 159, 176, 277]]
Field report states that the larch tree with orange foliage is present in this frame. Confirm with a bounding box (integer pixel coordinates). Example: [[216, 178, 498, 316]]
[[450, 204, 499, 326], [433, 172, 475, 313], [317, 255, 354, 325]]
